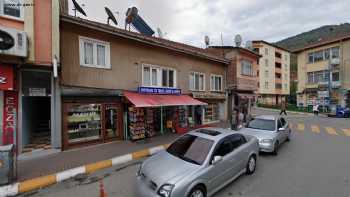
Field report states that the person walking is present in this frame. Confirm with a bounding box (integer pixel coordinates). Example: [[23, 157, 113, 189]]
[[313, 104, 319, 116], [280, 101, 287, 116]]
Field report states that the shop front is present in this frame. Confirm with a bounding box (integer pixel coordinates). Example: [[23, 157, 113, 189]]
[[124, 87, 207, 141], [61, 87, 124, 150]]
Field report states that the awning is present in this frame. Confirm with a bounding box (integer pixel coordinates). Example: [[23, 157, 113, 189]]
[[124, 91, 207, 107]]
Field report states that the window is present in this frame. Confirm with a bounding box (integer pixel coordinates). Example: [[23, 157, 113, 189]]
[[265, 59, 269, 67], [79, 37, 111, 69], [189, 72, 205, 91], [276, 83, 282, 89], [284, 73, 288, 80], [284, 54, 288, 61], [324, 48, 330, 60], [275, 52, 282, 58], [265, 70, 269, 77], [265, 48, 268, 55], [307, 70, 329, 84], [213, 138, 234, 157], [241, 60, 254, 76], [284, 83, 288, 89], [284, 64, 288, 70], [204, 103, 219, 123], [307, 72, 314, 84], [313, 50, 324, 62], [230, 134, 246, 149], [331, 47, 339, 59], [308, 52, 314, 63], [142, 64, 176, 88], [264, 81, 269, 89], [247, 118, 275, 131], [0, 0, 23, 19], [210, 75, 222, 91], [332, 72, 340, 82]]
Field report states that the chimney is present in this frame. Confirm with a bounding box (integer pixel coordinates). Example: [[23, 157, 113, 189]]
[[59, 0, 69, 15]]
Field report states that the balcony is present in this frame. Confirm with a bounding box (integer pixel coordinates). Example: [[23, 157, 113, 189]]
[[331, 81, 341, 88]]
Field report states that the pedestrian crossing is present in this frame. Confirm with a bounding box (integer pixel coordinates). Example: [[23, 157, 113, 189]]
[[289, 123, 350, 137]]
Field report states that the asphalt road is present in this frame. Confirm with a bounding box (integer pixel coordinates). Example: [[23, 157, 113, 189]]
[[22, 109, 350, 197]]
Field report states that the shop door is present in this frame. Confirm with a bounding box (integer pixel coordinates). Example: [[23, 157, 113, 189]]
[[103, 104, 122, 141]]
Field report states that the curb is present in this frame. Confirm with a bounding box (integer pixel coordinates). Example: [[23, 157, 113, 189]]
[[0, 144, 170, 197], [255, 107, 313, 116]]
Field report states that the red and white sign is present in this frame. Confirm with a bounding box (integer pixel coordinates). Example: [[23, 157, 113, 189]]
[[2, 91, 18, 145], [0, 65, 14, 90]]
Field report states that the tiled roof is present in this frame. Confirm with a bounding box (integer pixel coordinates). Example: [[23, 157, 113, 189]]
[[60, 14, 230, 65], [252, 40, 291, 52], [292, 34, 350, 53]]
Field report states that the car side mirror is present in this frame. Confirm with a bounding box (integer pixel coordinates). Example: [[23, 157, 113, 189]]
[[278, 127, 285, 132], [212, 156, 223, 165]]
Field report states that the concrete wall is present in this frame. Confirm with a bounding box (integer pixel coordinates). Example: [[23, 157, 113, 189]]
[[60, 22, 226, 94]]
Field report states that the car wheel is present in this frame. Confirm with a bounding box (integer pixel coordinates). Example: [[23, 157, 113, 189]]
[[272, 141, 279, 156], [187, 185, 206, 197], [246, 155, 256, 175]]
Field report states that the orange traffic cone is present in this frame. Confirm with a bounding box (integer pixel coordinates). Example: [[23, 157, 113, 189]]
[[100, 180, 108, 197]]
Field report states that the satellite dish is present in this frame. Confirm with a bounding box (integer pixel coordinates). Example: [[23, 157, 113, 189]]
[[245, 40, 253, 50], [105, 7, 118, 26], [72, 0, 86, 17], [0, 29, 15, 50], [157, 28, 163, 38], [235, 34, 242, 47], [204, 35, 210, 47]]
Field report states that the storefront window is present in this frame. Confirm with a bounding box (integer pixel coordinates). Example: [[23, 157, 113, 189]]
[[204, 103, 219, 123], [67, 104, 102, 143]]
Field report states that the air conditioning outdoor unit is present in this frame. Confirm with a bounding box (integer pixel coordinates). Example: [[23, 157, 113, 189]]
[[0, 25, 28, 57]]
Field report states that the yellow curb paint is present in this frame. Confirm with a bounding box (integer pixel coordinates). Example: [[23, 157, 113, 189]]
[[85, 160, 112, 174], [132, 149, 150, 159], [19, 175, 56, 193], [311, 125, 320, 133], [325, 127, 338, 135], [297, 123, 304, 131], [342, 129, 350, 136]]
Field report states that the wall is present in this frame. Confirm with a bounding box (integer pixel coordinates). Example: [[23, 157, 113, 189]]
[[341, 40, 350, 89], [60, 22, 226, 94], [0, 91, 3, 145]]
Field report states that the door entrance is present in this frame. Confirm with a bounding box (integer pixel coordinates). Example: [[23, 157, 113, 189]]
[[22, 97, 51, 152]]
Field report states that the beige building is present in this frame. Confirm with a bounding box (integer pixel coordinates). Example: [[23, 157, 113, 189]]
[[253, 41, 290, 106], [294, 35, 350, 109]]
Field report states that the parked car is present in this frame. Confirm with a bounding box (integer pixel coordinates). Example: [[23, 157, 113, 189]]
[[239, 115, 291, 155], [336, 107, 350, 118], [136, 128, 259, 197]]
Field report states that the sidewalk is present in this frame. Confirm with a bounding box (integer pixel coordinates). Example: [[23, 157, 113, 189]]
[[17, 133, 179, 181]]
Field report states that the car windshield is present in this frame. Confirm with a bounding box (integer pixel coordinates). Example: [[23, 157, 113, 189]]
[[247, 118, 276, 131], [167, 134, 214, 165]]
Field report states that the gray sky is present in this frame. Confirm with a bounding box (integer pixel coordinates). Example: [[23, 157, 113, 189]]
[[69, 0, 349, 48]]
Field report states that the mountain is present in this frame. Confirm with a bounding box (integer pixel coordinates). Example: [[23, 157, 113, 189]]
[[276, 23, 350, 52]]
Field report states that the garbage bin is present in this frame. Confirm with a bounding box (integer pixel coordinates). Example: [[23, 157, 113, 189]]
[[0, 144, 16, 185]]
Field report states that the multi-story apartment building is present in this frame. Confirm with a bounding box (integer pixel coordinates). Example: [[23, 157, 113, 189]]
[[59, 14, 229, 149], [253, 41, 290, 106], [0, 0, 60, 155], [294, 35, 350, 109]]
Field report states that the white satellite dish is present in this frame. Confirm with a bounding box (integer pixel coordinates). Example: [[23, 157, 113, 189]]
[[157, 28, 163, 38], [204, 35, 210, 47], [245, 40, 253, 50], [235, 34, 242, 47]]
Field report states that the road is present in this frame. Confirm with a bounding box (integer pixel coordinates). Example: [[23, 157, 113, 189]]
[[21, 108, 350, 197]]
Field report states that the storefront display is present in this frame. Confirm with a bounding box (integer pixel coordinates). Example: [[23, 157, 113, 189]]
[[128, 107, 146, 140], [204, 103, 219, 123], [63, 101, 122, 150]]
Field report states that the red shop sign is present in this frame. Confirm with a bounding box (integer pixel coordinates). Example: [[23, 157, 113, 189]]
[[0, 65, 14, 90], [2, 91, 18, 145]]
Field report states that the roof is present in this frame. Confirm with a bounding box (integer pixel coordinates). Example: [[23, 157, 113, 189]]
[[189, 127, 239, 141], [60, 14, 230, 65], [208, 46, 261, 58], [254, 115, 277, 121], [292, 34, 350, 53], [252, 40, 291, 53]]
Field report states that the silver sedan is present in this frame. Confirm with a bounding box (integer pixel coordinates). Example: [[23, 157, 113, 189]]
[[136, 128, 259, 197], [240, 115, 291, 155]]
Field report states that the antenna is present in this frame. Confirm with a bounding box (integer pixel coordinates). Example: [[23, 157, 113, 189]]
[[235, 34, 242, 47], [157, 28, 163, 38], [204, 35, 210, 47], [105, 7, 118, 26], [72, 0, 86, 17], [245, 40, 253, 50]]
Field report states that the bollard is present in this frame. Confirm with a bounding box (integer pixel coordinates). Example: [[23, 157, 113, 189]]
[[99, 180, 107, 197]]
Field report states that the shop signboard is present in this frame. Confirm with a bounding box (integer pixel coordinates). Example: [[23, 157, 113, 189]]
[[29, 88, 46, 97], [2, 91, 17, 145], [138, 86, 181, 95], [318, 91, 329, 98], [0, 65, 14, 91]]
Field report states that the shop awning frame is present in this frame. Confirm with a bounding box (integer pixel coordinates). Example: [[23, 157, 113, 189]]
[[124, 91, 207, 108]]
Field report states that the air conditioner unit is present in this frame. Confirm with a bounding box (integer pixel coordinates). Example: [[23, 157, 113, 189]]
[[330, 58, 340, 65], [0, 25, 28, 57]]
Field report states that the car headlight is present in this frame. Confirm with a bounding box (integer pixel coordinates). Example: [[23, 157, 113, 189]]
[[260, 139, 273, 144], [157, 184, 174, 197]]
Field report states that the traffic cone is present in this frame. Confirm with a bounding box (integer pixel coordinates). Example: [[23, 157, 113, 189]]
[[100, 180, 108, 197]]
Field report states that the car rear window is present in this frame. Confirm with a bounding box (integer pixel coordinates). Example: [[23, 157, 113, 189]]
[[247, 118, 275, 131], [167, 134, 214, 165]]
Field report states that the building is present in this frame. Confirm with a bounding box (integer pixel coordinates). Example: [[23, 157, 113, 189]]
[[294, 35, 350, 109], [59, 14, 229, 150], [0, 0, 60, 155], [206, 46, 260, 125], [253, 40, 290, 106]]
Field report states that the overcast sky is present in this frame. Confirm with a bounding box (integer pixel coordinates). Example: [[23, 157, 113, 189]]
[[69, 0, 349, 48]]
